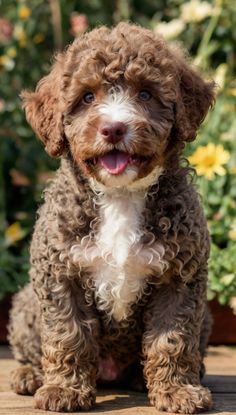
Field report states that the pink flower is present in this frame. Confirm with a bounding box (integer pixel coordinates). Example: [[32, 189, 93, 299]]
[[0, 18, 13, 44], [70, 13, 88, 37], [0, 99, 6, 112]]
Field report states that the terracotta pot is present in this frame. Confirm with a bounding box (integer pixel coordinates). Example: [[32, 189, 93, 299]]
[[0, 295, 11, 343], [0, 296, 236, 344], [209, 299, 236, 344]]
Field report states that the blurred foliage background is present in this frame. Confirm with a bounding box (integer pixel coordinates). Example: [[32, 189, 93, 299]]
[[0, 0, 236, 310]]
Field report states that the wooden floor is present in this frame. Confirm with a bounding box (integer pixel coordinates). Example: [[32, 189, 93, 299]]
[[0, 346, 236, 415]]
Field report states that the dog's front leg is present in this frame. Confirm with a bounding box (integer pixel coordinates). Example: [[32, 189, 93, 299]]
[[34, 280, 99, 412], [142, 275, 213, 414]]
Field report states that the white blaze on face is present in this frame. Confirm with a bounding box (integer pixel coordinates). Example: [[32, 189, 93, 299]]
[[97, 87, 137, 187], [98, 86, 137, 126]]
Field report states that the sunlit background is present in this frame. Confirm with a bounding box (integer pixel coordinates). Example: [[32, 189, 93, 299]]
[[0, 0, 236, 314]]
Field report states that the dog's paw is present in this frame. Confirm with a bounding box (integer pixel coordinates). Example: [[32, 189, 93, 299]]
[[11, 365, 43, 395], [35, 384, 96, 412], [150, 385, 213, 414]]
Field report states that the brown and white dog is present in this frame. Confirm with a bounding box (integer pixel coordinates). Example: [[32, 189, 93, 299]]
[[9, 22, 215, 413]]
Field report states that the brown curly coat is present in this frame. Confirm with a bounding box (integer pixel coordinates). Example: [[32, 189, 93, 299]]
[[9, 22, 215, 413]]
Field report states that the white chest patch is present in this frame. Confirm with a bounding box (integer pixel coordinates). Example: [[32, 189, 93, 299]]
[[70, 191, 168, 321]]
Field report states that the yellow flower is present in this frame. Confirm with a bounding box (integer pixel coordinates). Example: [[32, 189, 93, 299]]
[[0, 55, 9, 66], [7, 47, 17, 58], [227, 88, 236, 97], [229, 229, 236, 241], [33, 33, 45, 44], [188, 143, 230, 180], [14, 25, 27, 47], [5, 222, 26, 246], [229, 221, 236, 241], [19, 6, 31, 20], [19, 39, 27, 47], [0, 55, 14, 70]]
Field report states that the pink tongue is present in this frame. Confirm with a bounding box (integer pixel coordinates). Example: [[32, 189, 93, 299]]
[[100, 151, 130, 175]]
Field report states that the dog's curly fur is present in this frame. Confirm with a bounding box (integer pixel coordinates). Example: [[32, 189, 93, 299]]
[[9, 23, 215, 413]]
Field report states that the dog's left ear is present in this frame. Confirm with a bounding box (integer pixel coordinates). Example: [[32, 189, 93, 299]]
[[20, 54, 65, 157], [174, 57, 216, 142]]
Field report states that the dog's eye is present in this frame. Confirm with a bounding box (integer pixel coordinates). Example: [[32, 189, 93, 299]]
[[138, 90, 152, 101], [83, 92, 95, 104]]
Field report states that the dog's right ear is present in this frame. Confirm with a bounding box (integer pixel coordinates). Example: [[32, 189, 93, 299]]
[[171, 47, 216, 143], [21, 54, 65, 157]]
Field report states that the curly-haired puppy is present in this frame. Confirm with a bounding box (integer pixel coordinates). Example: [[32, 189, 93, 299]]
[[9, 22, 215, 413]]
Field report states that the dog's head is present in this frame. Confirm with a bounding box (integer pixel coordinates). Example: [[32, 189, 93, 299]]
[[22, 23, 215, 189]]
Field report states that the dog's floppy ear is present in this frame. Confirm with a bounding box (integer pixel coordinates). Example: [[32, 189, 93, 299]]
[[173, 53, 215, 142], [21, 54, 65, 157]]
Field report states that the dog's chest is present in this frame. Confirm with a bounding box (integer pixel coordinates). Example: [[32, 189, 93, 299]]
[[98, 194, 143, 270], [92, 194, 143, 320], [71, 193, 167, 321]]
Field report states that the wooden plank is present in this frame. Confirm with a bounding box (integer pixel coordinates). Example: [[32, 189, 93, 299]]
[[203, 347, 236, 395], [1, 391, 236, 415], [212, 393, 236, 412], [0, 347, 236, 415], [0, 391, 155, 415], [205, 346, 236, 373], [204, 375, 236, 393]]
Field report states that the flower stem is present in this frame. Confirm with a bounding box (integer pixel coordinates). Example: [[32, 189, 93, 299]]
[[197, 0, 223, 64], [48, 0, 63, 50]]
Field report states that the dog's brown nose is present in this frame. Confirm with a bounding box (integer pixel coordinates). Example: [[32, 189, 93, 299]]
[[99, 121, 127, 144]]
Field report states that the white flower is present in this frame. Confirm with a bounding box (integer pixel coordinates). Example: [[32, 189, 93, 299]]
[[0, 55, 15, 71], [214, 63, 228, 91], [181, 0, 213, 23], [155, 19, 186, 40]]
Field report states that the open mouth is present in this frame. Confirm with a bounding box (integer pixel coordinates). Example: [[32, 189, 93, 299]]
[[85, 150, 151, 175]]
